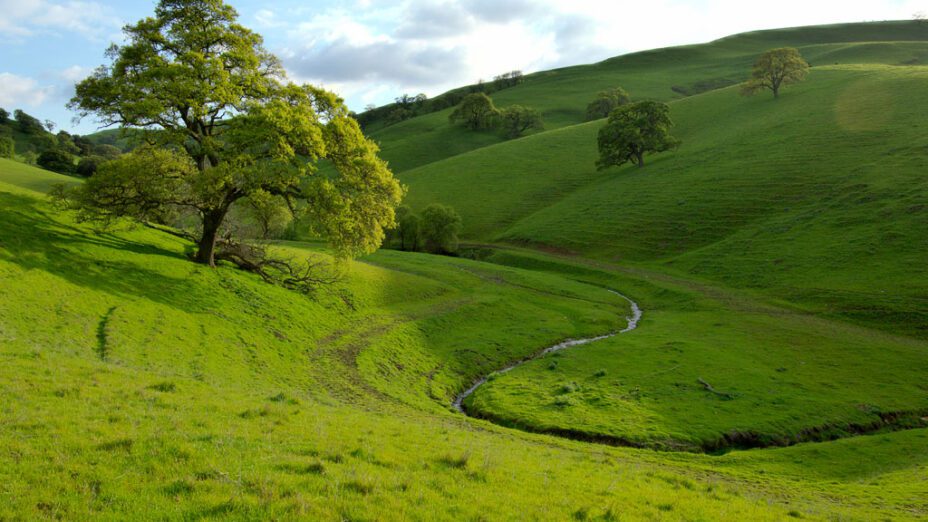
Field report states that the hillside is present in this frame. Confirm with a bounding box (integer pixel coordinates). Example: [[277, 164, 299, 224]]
[[3, 18, 928, 521], [2, 153, 928, 521], [398, 63, 928, 338], [369, 20, 928, 173]]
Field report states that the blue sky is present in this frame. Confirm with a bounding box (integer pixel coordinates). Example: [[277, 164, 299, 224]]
[[1, 0, 925, 134]]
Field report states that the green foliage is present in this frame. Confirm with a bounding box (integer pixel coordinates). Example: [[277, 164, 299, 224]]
[[498, 105, 544, 139], [67, 0, 402, 266], [741, 48, 810, 98], [13, 110, 44, 134], [0, 137, 13, 159], [449, 93, 501, 130], [596, 101, 680, 169], [389, 205, 420, 251], [585, 87, 631, 121], [419, 204, 462, 254], [0, 107, 8, 124], [75, 155, 106, 177], [36, 149, 76, 174]]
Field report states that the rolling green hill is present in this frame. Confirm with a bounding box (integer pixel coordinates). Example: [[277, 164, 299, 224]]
[[370, 20, 928, 173], [3, 145, 928, 521], [399, 64, 928, 338], [3, 20, 928, 521]]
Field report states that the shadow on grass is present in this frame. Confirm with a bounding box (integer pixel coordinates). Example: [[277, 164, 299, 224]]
[[0, 192, 220, 313]]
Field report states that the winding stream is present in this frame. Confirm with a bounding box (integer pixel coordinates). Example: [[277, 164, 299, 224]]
[[452, 290, 642, 413]]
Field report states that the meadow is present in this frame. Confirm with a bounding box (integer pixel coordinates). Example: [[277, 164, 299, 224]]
[[2, 19, 928, 521]]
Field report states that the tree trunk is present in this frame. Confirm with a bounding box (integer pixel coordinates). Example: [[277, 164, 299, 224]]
[[194, 209, 226, 267], [636, 151, 645, 168]]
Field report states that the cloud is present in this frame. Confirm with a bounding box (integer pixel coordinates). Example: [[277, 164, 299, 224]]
[[0, 73, 55, 107], [0, 0, 121, 40], [395, 2, 475, 39]]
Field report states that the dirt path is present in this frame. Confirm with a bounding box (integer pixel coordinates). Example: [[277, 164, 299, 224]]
[[452, 290, 642, 413]]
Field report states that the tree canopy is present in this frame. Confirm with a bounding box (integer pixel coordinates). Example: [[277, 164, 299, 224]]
[[449, 93, 500, 130], [419, 204, 462, 254], [586, 87, 631, 121], [66, 0, 403, 277], [596, 101, 680, 169], [498, 105, 543, 139], [741, 47, 809, 98]]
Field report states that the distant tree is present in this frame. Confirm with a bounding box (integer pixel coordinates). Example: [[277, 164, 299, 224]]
[[37, 149, 76, 174], [14, 110, 45, 134], [596, 101, 680, 169], [741, 48, 809, 99], [498, 105, 543, 139], [64, 0, 403, 277], [21, 151, 38, 165], [393, 206, 421, 251], [0, 108, 9, 124], [586, 87, 631, 121], [92, 143, 123, 159], [915, 11, 927, 25], [0, 136, 13, 159], [386, 107, 414, 125], [75, 155, 106, 177], [493, 70, 524, 90], [449, 93, 500, 130], [56, 131, 81, 155], [44, 119, 57, 133], [419, 204, 462, 254]]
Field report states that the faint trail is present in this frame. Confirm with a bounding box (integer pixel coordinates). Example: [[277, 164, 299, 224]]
[[452, 290, 641, 413]]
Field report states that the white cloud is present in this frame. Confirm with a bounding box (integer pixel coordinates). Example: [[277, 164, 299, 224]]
[[0, 73, 55, 107], [0, 0, 121, 40]]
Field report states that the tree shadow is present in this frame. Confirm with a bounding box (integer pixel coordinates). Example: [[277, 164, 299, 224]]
[[0, 192, 221, 313]]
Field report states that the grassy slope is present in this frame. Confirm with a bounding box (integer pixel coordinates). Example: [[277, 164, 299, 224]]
[[371, 21, 928, 173], [465, 247, 928, 451], [2, 163, 927, 520], [400, 65, 928, 338]]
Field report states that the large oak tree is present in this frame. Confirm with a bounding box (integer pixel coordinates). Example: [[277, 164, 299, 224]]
[[67, 0, 403, 269], [596, 101, 680, 169], [741, 47, 810, 99]]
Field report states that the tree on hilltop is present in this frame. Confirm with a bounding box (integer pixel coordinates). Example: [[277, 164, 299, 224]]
[[596, 101, 680, 169], [63, 0, 403, 288], [449, 93, 500, 130], [741, 48, 809, 99]]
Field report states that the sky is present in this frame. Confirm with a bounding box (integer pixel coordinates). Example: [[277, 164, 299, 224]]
[[1, 0, 926, 134]]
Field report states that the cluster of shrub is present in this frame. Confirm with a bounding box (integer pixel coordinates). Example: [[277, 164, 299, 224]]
[[354, 70, 525, 129], [448, 93, 544, 139], [0, 107, 123, 176], [385, 204, 462, 255]]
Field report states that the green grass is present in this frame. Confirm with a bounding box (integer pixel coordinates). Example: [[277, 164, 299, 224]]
[[4, 21, 928, 520], [463, 248, 928, 452], [369, 21, 928, 173], [3, 158, 928, 520]]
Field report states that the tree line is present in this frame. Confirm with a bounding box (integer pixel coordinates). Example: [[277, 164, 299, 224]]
[[0, 108, 124, 175]]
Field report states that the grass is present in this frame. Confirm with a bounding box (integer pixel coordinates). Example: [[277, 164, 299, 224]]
[[369, 20, 928, 173], [2, 150, 927, 521], [3, 21, 928, 520]]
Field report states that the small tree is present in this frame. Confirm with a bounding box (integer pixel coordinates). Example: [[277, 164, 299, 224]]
[[393, 206, 421, 251], [449, 93, 499, 130], [586, 87, 631, 121], [0, 108, 9, 124], [37, 149, 76, 174], [419, 204, 462, 254], [741, 48, 809, 99], [0, 137, 14, 159], [596, 101, 680, 169], [75, 155, 106, 177], [65, 0, 403, 278], [498, 105, 543, 139], [14, 110, 45, 134]]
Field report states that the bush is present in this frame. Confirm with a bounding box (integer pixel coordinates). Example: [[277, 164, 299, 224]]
[[0, 136, 13, 159], [37, 149, 76, 174], [419, 204, 462, 254], [76, 155, 106, 177]]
